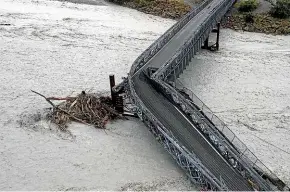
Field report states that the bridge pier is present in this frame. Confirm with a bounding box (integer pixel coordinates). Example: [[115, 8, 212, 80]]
[[202, 38, 209, 49], [201, 22, 220, 51], [213, 22, 221, 50], [109, 74, 116, 106], [109, 74, 125, 113]]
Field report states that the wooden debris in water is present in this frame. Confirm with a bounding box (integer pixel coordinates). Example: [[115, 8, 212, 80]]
[[32, 90, 126, 131]]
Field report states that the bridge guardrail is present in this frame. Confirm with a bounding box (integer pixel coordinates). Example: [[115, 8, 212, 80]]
[[147, 0, 285, 188], [152, 0, 234, 81], [146, 0, 283, 188], [129, 0, 214, 76], [149, 0, 284, 188], [126, 0, 288, 189], [151, 78, 273, 190], [126, 78, 228, 190], [176, 83, 281, 180]]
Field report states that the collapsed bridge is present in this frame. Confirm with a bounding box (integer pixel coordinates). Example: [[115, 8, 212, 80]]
[[114, 0, 289, 190]]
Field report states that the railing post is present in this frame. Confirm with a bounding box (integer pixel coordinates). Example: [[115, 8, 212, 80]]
[[253, 159, 258, 167], [221, 125, 225, 132], [109, 74, 116, 107], [211, 113, 214, 121], [173, 68, 176, 88], [216, 22, 220, 50], [231, 135, 235, 142], [202, 37, 209, 49], [126, 0, 287, 190]]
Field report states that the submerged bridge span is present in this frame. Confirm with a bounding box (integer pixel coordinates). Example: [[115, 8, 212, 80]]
[[114, 0, 288, 190]]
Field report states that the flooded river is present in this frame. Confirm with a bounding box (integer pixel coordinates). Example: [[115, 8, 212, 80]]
[[179, 29, 290, 185]]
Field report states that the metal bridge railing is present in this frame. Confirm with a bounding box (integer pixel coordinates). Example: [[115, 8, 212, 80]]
[[125, 0, 288, 189], [151, 78, 274, 190], [129, 0, 214, 76], [177, 84, 278, 176], [152, 0, 235, 81], [125, 78, 228, 190], [146, 0, 287, 188], [175, 80, 286, 189]]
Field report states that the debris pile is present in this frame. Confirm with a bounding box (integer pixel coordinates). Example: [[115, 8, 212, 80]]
[[32, 90, 125, 131]]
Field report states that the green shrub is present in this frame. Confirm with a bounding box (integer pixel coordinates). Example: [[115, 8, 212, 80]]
[[235, 0, 259, 12], [270, 0, 290, 18], [136, 0, 151, 7], [245, 13, 254, 23]]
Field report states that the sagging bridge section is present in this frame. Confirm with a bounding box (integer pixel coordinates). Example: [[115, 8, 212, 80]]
[[113, 0, 289, 190]]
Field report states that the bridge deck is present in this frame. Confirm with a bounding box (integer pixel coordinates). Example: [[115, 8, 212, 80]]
[[132, 0, 253, 190], [134, 74, 252, 190], [133, 0, 219, 73]]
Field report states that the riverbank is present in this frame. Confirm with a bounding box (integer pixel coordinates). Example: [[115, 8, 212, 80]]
[[222, 0, 290, 35], [122, 0, 191, 19], [108, 0, 289, 35], [108, 0, 204, 19], [222, 13, 290, 35]]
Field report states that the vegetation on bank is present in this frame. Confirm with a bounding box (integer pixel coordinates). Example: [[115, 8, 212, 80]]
[[233, 0, 290, 19], [109, 0, 191, 19], [270, 0, 290, 18], [108, 0, 290, 35], [235, 0, 259, 12], [224, 0, 290, 35], [223, 13, 290, 35]]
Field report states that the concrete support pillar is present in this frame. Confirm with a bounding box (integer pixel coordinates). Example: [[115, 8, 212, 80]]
[[201, 22, 221, 51]]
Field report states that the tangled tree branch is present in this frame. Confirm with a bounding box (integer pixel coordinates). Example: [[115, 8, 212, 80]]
[[31, 90, 126, 131]]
